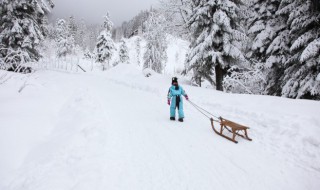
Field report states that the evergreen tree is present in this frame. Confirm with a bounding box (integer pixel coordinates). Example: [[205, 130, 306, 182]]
[[115, 10, 152, 38], [135, 37, 142, 66], [0, 0, 54, 68], [95, 12, 116, 70], [47, 23, 57, 41], [277, 0, 320, 99], [246, 0, 289, 95], [143, 12, 168, 73], [247, 0, 283, 63], [186, 0, 247, 91], [67, 16, 77, 42], [56, 19, 74, 57], [78, 19, 88, 50], [119, 38, 129, 64], [89, 28, 99, 50]]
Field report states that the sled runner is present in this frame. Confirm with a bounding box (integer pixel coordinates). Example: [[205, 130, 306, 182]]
[[210, 118, 252, 144]]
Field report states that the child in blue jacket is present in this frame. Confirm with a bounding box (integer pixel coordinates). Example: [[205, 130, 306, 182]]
[[167, 77, 189, 122]]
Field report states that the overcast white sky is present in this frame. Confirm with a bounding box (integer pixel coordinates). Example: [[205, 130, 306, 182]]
[[50, 0, 159, 26]]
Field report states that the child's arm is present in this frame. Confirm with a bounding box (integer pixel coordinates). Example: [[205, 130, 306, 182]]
[[167, 88, 172, 105], [181, 87, 189, 100]]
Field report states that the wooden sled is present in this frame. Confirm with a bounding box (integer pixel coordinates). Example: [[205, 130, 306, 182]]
[[210, 117, 252, 144]]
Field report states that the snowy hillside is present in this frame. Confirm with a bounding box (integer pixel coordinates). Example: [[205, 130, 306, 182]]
[[0, 64, 319, 190]]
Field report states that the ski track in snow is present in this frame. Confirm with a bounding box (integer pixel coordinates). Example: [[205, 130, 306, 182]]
[[0, 65, 320, 190]]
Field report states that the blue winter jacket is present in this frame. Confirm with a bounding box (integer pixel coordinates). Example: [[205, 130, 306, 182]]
[[167, 85, 187, 99]]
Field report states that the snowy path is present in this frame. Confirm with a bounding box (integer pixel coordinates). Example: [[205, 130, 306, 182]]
[[1, 65, 320, 190]]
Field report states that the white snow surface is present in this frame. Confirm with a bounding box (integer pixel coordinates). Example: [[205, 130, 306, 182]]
[[0, 64, 320, 190]]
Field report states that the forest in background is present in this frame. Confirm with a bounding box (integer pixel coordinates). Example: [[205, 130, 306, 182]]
[[0, 0, 319, 100]]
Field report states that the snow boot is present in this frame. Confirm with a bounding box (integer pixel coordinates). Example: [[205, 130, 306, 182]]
[[178, 118, 184, 122], [170, 117, 175, 121]]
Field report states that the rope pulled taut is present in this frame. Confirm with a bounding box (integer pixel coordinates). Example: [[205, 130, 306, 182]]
[[187, 100, 220, 122]]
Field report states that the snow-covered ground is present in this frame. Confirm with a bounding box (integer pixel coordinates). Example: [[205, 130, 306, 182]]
[[0, 64, 320, 190]]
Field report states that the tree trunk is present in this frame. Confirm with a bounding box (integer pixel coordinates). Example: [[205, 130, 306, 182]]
[[196, 76, 202, 87], [215, 64, 224, 91], [311, 0, 320, 12]]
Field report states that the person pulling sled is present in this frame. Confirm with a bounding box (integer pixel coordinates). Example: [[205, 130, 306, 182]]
[[167, 77, 189, 122]]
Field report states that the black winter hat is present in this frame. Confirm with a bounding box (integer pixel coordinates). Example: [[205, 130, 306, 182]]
[[172, 77, 178, 84]]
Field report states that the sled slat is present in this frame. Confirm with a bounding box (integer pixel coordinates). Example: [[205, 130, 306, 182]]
[[210, 118, 252, 143]]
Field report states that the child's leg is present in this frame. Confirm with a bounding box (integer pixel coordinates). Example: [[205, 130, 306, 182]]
[[170, 105, 176, 118], [170, 97, 176, 118], [178, 101, 185, 119]]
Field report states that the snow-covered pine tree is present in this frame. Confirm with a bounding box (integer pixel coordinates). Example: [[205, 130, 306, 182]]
[[89, 28, 99, 50], [135, 37, 142, 66], [143, 12, 168, 73], [246, 0, 290, 96], [119, 38, 129, 64], [78, 19, 88, 50], [47, 23, 57, 41], [95, 12, 116, 70], [246, 0, 283, 63], [277, 0, 320, 99], [186, 0, 247, 91], [0, 0, 54, 69], [67, 16, 77, 45], [56, 19, 74, 57]]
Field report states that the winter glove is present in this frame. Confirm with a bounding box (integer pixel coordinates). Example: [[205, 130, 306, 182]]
[[185, 95, 189, 101], [167, 99, 171, 105]]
